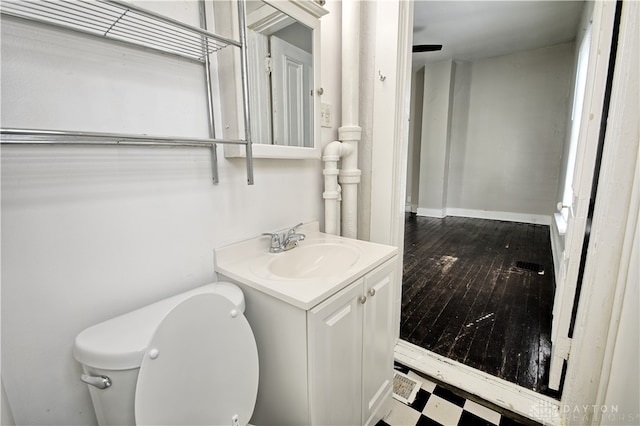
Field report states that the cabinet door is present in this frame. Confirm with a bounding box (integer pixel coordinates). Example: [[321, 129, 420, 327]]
[[362, 259, 397, 425], [308, 279, 364, 425]]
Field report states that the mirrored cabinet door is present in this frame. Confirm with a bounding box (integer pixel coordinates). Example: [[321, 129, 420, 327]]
[[225, 0, 327, 159]]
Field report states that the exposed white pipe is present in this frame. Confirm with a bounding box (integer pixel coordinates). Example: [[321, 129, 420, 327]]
[[338, 0, 362, 239], [323, 141, 351, 235], [322, 0, 362, 237], [340, 1, 360, 127]]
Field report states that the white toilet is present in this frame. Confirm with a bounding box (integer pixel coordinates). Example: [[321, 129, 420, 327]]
[[73, 282, 259, 426]]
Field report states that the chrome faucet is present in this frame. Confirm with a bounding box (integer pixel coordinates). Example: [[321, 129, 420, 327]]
[[284, 223, 306, 250], [262, 223, 306, 253]]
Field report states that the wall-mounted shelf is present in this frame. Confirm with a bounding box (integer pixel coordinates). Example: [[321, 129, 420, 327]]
[[0, 0, 254, 184], [0, 0, 240, 62]]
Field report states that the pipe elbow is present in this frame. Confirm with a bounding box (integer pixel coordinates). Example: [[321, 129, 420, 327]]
[[322, 141, 352, 162]]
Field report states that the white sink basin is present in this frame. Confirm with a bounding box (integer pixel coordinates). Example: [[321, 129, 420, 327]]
[[214, 222, 397, 309], [266, 243, 361, 279]]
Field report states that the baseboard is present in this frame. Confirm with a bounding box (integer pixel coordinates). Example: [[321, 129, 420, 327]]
[[394, 340, 561, 426], [445, 208, 552, 225], [414, 208, 552, 225], [416, 207, 446, 218]]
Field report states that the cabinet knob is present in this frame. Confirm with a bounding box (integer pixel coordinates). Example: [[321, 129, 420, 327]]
[[358, 296, 367, 304], [368, 288, 376, 297]]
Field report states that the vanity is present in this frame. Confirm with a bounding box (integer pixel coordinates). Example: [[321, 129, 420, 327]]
[[215, 223, 398, 425]]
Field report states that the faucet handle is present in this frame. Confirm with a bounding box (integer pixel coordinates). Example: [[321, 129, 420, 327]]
[[288, 223, 304, 235], [261, 232, 281, 248]]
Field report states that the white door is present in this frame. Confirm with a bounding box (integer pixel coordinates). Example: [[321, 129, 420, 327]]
[[362, 260, 396, 425], [308, 280, 363, 426], [548, 2, 617, 390], [270, 36, 313, 147]]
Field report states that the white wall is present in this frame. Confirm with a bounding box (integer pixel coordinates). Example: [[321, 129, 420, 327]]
[[411, 43, 574, 224], [0, 3, 341, 424], [602, 218, 639, 424], [406, 68, 424, 212], [416, 60, 454, 217], [1, 378, 15, 426], [446, 43, 574, 221], [319, 1, 342, 154]]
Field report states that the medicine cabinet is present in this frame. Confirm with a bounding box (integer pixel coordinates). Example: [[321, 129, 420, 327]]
[[224, 0, 328, 160]]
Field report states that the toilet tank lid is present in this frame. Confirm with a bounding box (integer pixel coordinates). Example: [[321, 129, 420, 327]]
[[73, 282, 246, 370]]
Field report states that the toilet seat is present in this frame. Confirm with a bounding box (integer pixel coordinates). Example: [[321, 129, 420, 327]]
[[134, 293, 259, 425]]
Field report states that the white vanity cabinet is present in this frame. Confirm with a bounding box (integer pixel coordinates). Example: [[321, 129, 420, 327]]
[[214, 223, 398, 425], [308, 258, 396, 425]]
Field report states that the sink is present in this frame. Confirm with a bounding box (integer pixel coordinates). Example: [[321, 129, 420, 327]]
[[265, 242, 361, 279], [215, 222, 398, 309]]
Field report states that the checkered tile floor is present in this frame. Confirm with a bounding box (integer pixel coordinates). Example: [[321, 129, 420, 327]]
[[377, 364, 533, 426]]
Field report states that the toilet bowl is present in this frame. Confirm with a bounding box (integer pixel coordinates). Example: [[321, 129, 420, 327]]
[[73, 282, 259, 426]]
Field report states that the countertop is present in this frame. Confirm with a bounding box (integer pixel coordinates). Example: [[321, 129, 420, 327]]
[[214, 222, 398, 310]]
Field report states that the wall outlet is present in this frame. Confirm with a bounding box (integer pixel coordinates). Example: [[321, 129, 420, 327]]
[[320, 103, 332, 128]]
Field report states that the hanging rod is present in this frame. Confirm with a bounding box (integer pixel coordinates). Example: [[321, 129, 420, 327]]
[[0, 128, 248, 147], [0, 0, 242, 63], [1, 128, 255, 184]]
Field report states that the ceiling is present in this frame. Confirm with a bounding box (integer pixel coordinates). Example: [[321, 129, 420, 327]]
[[412, 1, 585, 68]]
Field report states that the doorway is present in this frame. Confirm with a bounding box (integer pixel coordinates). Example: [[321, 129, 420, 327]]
[[371, 0, 626, 421], [402, 0, 589, 399]]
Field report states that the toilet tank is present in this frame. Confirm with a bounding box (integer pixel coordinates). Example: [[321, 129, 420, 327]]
[[73, 282, 246, 426]]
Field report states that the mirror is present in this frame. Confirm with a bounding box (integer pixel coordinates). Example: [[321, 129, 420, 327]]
[[246, 1, 313, 148], [225, 0, 327, 159]]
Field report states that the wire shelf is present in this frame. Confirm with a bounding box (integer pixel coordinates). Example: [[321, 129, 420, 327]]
[[0, 0, 254, 184], [0, 0, 242, 62]]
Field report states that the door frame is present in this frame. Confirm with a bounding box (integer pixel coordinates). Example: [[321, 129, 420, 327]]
[[548, 0, 618, 391], [367, 0, 635, 424]]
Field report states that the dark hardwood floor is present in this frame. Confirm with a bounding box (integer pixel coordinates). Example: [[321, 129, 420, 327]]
[[400, 214, 559, 398]]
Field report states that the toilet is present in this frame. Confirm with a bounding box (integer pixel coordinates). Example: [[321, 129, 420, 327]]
[[73, 283, 259, 426]]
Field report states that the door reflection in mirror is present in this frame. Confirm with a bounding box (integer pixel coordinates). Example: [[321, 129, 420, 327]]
[[245, 1, 313, 147]]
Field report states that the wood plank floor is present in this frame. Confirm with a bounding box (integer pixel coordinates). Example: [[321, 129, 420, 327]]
[[400, 214, 559, 398]]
